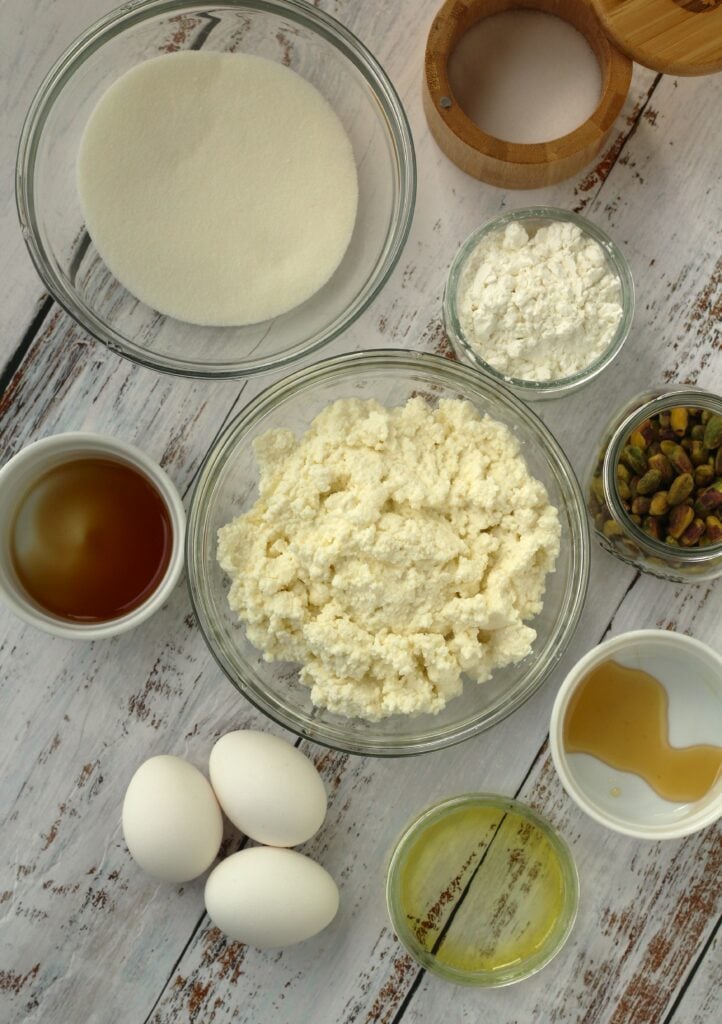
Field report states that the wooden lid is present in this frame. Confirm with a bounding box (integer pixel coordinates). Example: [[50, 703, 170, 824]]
[[590, 0, 722, 75]]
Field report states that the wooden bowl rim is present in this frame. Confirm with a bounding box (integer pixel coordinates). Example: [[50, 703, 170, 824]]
[[424, 0, 633, 168]]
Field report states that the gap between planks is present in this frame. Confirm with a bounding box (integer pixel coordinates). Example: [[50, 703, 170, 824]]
[[573, 72, 663, 215], [0, 294, 53, 399], [660, 913, 722, 1024]]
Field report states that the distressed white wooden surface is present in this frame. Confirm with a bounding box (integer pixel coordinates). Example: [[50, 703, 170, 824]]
[[1, 2, 721, 1022], [0, 0, 121, 360]]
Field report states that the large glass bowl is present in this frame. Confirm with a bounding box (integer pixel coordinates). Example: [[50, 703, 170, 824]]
[[16, 0, 415, 379], [187, 351, 590, 755]]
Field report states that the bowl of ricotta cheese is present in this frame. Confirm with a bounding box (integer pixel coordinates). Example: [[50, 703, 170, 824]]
[[16, 0, 415, 378], [187, 350, 590, 756]]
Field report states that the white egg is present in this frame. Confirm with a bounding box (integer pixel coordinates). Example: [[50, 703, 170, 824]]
[[209, 730, 327, 846], [122, 755, 223, 883], [204, 847, 339, 948]]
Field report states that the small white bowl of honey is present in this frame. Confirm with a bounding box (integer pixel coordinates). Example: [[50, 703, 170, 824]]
[[550, 630, 722, 840], [0, 433, 185, 639]]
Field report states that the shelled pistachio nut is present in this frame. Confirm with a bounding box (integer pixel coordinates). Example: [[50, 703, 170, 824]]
[[621, 445, 647, 476], [648, 452, 674, 484], [706, 516, 722, 543], [703, 414, 722, 450], [649, 491, 669, 517], [636, 469, 663, 495], [670, 407, 689, 436], [680, 518, 706, 546], [667, 504, 694, 539], [668, 473, 694, 506]]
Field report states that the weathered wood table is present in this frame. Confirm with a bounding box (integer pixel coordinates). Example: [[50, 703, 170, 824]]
[[1, 2, 720, 1021]]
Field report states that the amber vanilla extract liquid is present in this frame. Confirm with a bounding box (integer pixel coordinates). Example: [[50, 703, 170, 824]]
[[563, 659, 722, 804], [11, 457, 172, 623]]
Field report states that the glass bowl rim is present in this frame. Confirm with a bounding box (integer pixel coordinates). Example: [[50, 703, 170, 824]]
[[443, 206, 635, 396], [602, 388, 722, 561], [385, 792, 580, 987], [186, 348, 591, 756], [15, 0, 417, 380]]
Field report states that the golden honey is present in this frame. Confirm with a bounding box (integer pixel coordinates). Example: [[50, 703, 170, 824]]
[[563, 659, 722, 803]]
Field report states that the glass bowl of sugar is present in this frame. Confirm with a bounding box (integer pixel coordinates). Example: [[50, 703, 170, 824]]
[[16, 0, 415, 379], [443, 207, 635, 400]]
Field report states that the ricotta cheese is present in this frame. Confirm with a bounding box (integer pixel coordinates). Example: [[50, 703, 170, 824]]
[[218, 398, 560, 721]]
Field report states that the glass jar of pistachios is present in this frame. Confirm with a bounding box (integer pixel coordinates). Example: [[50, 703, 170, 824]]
[[586, 388, 722, 582]]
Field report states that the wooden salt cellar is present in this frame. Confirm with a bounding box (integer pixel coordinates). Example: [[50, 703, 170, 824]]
[[424, 0, 722, 189]]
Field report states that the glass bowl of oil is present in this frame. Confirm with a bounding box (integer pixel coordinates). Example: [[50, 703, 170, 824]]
[[385, 793, 579, 987], [550, 630, 722, 839]]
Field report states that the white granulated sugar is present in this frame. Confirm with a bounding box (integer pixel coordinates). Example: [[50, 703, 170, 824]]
[[77, 52, 358, 326], [449, 11, 601, 144], [218, 397, 560, 722], [458, 221, 624, 382]]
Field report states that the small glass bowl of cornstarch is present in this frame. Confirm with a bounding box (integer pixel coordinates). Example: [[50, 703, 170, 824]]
[[443, 208, 634, 400]]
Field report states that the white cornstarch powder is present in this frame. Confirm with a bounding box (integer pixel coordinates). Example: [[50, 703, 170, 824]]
[[458, 220, 624, 382], [77, 52, 358, 327]]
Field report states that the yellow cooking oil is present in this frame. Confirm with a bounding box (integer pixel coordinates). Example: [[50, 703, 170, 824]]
[[397, 801, 568, 974]]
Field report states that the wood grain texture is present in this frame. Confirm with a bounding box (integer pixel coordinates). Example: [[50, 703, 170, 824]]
[[423, 0, 633, 188], [1, 2, 721, 1023], [591, 0, 722, 75]]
